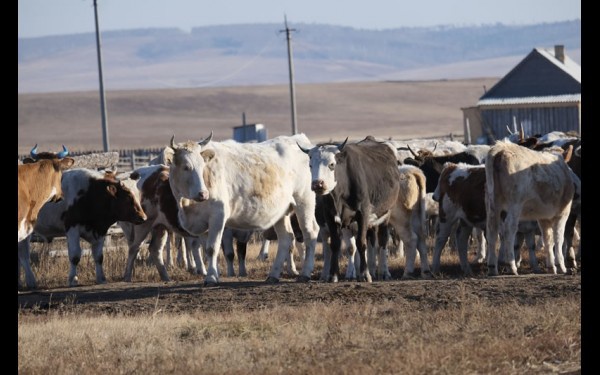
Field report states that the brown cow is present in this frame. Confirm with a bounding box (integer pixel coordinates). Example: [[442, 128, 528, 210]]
[[18, 145, 74, 289]]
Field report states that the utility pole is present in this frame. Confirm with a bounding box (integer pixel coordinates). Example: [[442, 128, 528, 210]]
[[93, 0, 110, 151], [280, 15, 298, 135]]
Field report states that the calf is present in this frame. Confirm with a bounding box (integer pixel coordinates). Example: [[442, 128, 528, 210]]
[[17, 145, 74, 288], [30, 168, 147, 286]]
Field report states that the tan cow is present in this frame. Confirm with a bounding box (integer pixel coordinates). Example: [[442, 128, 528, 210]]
[[18, 146, 74, 288]]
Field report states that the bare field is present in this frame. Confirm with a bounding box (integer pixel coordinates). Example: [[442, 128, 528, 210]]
[[17, 78, 499, 155]]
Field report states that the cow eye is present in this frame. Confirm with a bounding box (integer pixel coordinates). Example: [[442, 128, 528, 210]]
[[328, 162, 335, 170], [183, 164, 192, 172]]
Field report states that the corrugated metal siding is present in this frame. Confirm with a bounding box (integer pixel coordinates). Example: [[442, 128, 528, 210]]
[[481, 105, 579, 142]]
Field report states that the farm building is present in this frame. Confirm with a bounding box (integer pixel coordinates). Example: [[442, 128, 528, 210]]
[[462, 45, 581, 144]]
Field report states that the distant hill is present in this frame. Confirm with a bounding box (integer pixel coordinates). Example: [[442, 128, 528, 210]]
[[18, 20, 580, 93]]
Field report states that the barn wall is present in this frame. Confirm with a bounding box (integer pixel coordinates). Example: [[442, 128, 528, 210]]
[[480, 104, 580, 142]]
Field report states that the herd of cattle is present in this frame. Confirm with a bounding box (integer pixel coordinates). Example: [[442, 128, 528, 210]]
[[17, 127, 581, 289]]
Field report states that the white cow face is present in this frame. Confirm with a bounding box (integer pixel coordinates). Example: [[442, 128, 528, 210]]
[[168, 141, 214, 202], [307, 145, 341, 195]]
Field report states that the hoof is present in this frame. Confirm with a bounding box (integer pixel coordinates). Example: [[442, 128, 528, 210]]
[[329, 275, 339, 283], [401, 274, 416, 280], [69, 276, 79, 287], [296, 275, 311, 283], [203, 275, 219, 286], [265, 276, 280, 284], [421, 271, 433, 280], [566, 267, 577, 275]]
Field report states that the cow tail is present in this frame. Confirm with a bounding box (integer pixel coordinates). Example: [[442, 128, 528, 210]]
[[416, 172, 427, 237]]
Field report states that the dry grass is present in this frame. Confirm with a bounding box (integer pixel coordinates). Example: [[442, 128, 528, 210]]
[[19, 235, 581, 374], [19, 295, 580, 374]]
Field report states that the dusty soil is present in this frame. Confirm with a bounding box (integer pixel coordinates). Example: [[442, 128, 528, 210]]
[[18, 271, 581, 317]]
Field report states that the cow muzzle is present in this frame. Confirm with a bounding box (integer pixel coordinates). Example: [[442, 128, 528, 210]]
[[311, 180, 327, 195], [132, 211, 147, 224], [193, 191, 210, 202]]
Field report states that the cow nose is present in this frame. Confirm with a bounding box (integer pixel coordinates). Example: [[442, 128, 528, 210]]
[[311, 180, 324, 191], [195, 191, 209, 202]]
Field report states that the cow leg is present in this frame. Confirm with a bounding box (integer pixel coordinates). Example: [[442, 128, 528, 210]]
[[185, 236, 207, 276], [562, 212, 578, 272], [400, 228, 419, 280], [513, 231, 525, 269], [203, 215, 227, 286], [67, 227, 83, 287], [416, 229, 432, 279], [366, 229, 378, 279], [474, 227, 486, 264], [485, 205, 501, 276], [285, 240, 299, 277], [283, 217, 299, 276], [257, 239, 270, 261], [343, 229, 358, 280], [123, 221, 153, 282], [524, 229, 541, 273], [499, 210, 519, 275], [266, 217, 295, 283], [164, 231, 174, 269], [237, 240, 248, 277], [221, 228, 236, 277], [454, 222, 473, 276], [18, 235, 37, 289], [552, 211, 570, 274], [376, 225, 392, 281], [431, 218, 454, 275], [319, 226, 332, 282], [294, 207, 320, 283], [90, 236, 107, 284], [148, 226, 170, 282]]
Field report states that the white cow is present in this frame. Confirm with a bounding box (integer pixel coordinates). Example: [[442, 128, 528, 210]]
[[485, 141, 580, 275], [167, 133, 320, 285]]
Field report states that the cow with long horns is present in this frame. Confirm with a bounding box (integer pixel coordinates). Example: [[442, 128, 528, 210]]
[[18, 145, 74, 289]]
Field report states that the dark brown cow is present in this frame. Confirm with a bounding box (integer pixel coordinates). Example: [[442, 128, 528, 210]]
[[18, 145, 74, 289]]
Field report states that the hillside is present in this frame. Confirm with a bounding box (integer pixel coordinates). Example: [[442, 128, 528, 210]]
[[18, 21, 579, 93], [18, 78, 499, 155]]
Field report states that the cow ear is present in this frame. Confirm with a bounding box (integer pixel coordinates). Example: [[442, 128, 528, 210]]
[[563, 145, 573, 163], [162, 147, 174, 166], [22, 157, 35, 164], [106, 184, 118, 197], [201, 149, 215, 162], [60, 157, 75, 169]]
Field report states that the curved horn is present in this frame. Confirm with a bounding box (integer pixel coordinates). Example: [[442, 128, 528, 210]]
[[30, 144, 39, 160], [519, 123, 525, 141], [56, 145, 69, 158], [337, 137, 348, 151], [506, 125, 514, 135], [170, 135, 176, 149], [297, 142, 311, 155], [198, 131, 213, 146], [406, 144, 418, 158]]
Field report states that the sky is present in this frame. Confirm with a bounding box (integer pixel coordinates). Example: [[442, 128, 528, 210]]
[[18, 0, 581, 38]]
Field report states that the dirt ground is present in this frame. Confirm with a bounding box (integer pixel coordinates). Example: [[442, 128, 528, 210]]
[[18, 269, 581, 317]]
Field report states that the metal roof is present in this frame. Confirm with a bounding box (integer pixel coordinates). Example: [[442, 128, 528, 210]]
[[479, 46, 581, 100], [535, 47, 581, 83], [477, 93, 581, 106]]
